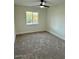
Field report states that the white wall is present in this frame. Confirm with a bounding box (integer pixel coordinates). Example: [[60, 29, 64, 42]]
[[15, 5, 47, 34], [15, 4, 65, 40], [46, 3, 65, 40]]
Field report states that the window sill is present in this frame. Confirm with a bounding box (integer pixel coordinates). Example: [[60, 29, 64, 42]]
[[26, 23, 39, 25]]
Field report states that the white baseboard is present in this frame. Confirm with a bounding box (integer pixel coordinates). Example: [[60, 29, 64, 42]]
[[16, 30, 65, 40], [16, 30, 46, 35], [47, 30, 65, 40]]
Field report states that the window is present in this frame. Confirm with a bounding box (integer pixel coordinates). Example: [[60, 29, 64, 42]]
[[26, 11, 39, 25]]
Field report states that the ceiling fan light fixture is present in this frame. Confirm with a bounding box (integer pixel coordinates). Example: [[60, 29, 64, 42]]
[[42, 2, 45, 5], [40, 5, 44, 8]]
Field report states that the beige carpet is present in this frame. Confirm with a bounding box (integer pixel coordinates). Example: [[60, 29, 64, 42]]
[[14, 31, 65, 59]]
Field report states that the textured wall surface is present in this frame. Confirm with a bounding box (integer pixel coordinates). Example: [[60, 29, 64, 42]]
[[46, 3, 65, 39]]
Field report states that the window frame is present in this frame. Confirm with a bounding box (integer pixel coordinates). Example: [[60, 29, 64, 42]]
[[25, 11, 39, 25]]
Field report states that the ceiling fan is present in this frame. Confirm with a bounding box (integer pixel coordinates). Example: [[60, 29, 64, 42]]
[[38, 0, 50, 8], [15, 0, 52, 8]]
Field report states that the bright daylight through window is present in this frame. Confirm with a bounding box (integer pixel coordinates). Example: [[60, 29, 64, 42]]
[[26, 11, 39, 25]]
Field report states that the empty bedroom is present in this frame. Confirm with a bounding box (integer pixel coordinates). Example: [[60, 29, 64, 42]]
[[14, 0, 65, 59]]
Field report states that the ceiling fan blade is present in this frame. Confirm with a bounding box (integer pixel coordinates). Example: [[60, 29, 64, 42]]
[[44, 5, 50, 8]]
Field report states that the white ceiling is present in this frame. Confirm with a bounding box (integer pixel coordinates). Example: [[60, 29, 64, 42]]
[[14, 0, 65, 6]]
